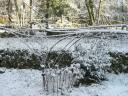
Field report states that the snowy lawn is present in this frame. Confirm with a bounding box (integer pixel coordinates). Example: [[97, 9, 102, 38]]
[[0, 68, 43, 96], [0, 37, 128, 53], [70, 74, 128, 96], [0, 68, 128, 96]]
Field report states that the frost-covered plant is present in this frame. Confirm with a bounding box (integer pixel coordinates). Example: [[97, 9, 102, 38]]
[[109, 52, 128, 74], [0, 49, 42, 69], [46, 50, 73, 68], [72, 37, 110, 85]]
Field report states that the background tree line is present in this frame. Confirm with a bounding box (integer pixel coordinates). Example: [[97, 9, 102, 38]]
[[0, 0, 128, 27]]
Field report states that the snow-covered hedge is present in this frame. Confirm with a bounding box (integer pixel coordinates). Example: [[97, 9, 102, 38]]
[[46, 50, 73, 68], [0, 49, 41, 69], [0, 49, 73, 69]]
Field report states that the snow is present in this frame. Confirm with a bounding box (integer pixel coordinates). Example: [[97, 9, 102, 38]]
[[110, 39, 128, 53], [70, 74, 128, 96], [0, 34, 128, 53], [0, 37, 82, 52], [46, 28, 128, 34], [0, 68, 128, 96], [0, 68, 43, 96]]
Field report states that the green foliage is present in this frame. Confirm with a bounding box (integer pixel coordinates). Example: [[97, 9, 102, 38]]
[[50, 0, 70, 17], [38, 0, 70, 17]]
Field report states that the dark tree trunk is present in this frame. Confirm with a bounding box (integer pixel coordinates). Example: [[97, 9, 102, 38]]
[[7, 0, 12, 25], [45, 0, 49, 29]]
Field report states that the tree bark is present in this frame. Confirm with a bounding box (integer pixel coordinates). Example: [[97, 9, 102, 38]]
[[7, 0, 12, 25], [45, 0, 49, 29], [14, 0, 21, 27], [30, 0, 32, 28], [85, 0, 95, 25], [96, 0, 102, 24]]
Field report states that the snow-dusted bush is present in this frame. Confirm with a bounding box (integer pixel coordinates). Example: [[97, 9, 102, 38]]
[[109, 52, 128, 73], [46, 50, 73, 68], [0, 49, 41, 69], [71, 38, 110, 86], [0, 49, 73, 69]]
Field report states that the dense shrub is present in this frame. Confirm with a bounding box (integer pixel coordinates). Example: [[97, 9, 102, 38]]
[[46, 50, 74, 68], [72, 42, 109, 86], [0, 49, 41, 69], [109, 52, 128, 73], [0, 49, 73, 69], [74, 64, 106, 86]]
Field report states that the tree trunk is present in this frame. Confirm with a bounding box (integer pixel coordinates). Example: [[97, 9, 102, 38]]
[[45, 0, 49, 29], [7, 0, 12, 25], [85, 0, 95, 25], [14, 0, 21, 27], [30, 0, 32, 28], [22, 1, 25, 26], [96, 0, 102, 24]]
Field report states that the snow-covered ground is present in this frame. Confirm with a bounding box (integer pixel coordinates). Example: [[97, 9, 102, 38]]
[[0, 68, 128, 96], [0, 68, 43, 96], [0, 37, 75, 52], [0, 36, 128, 53], [71, 74, 128, 96]]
